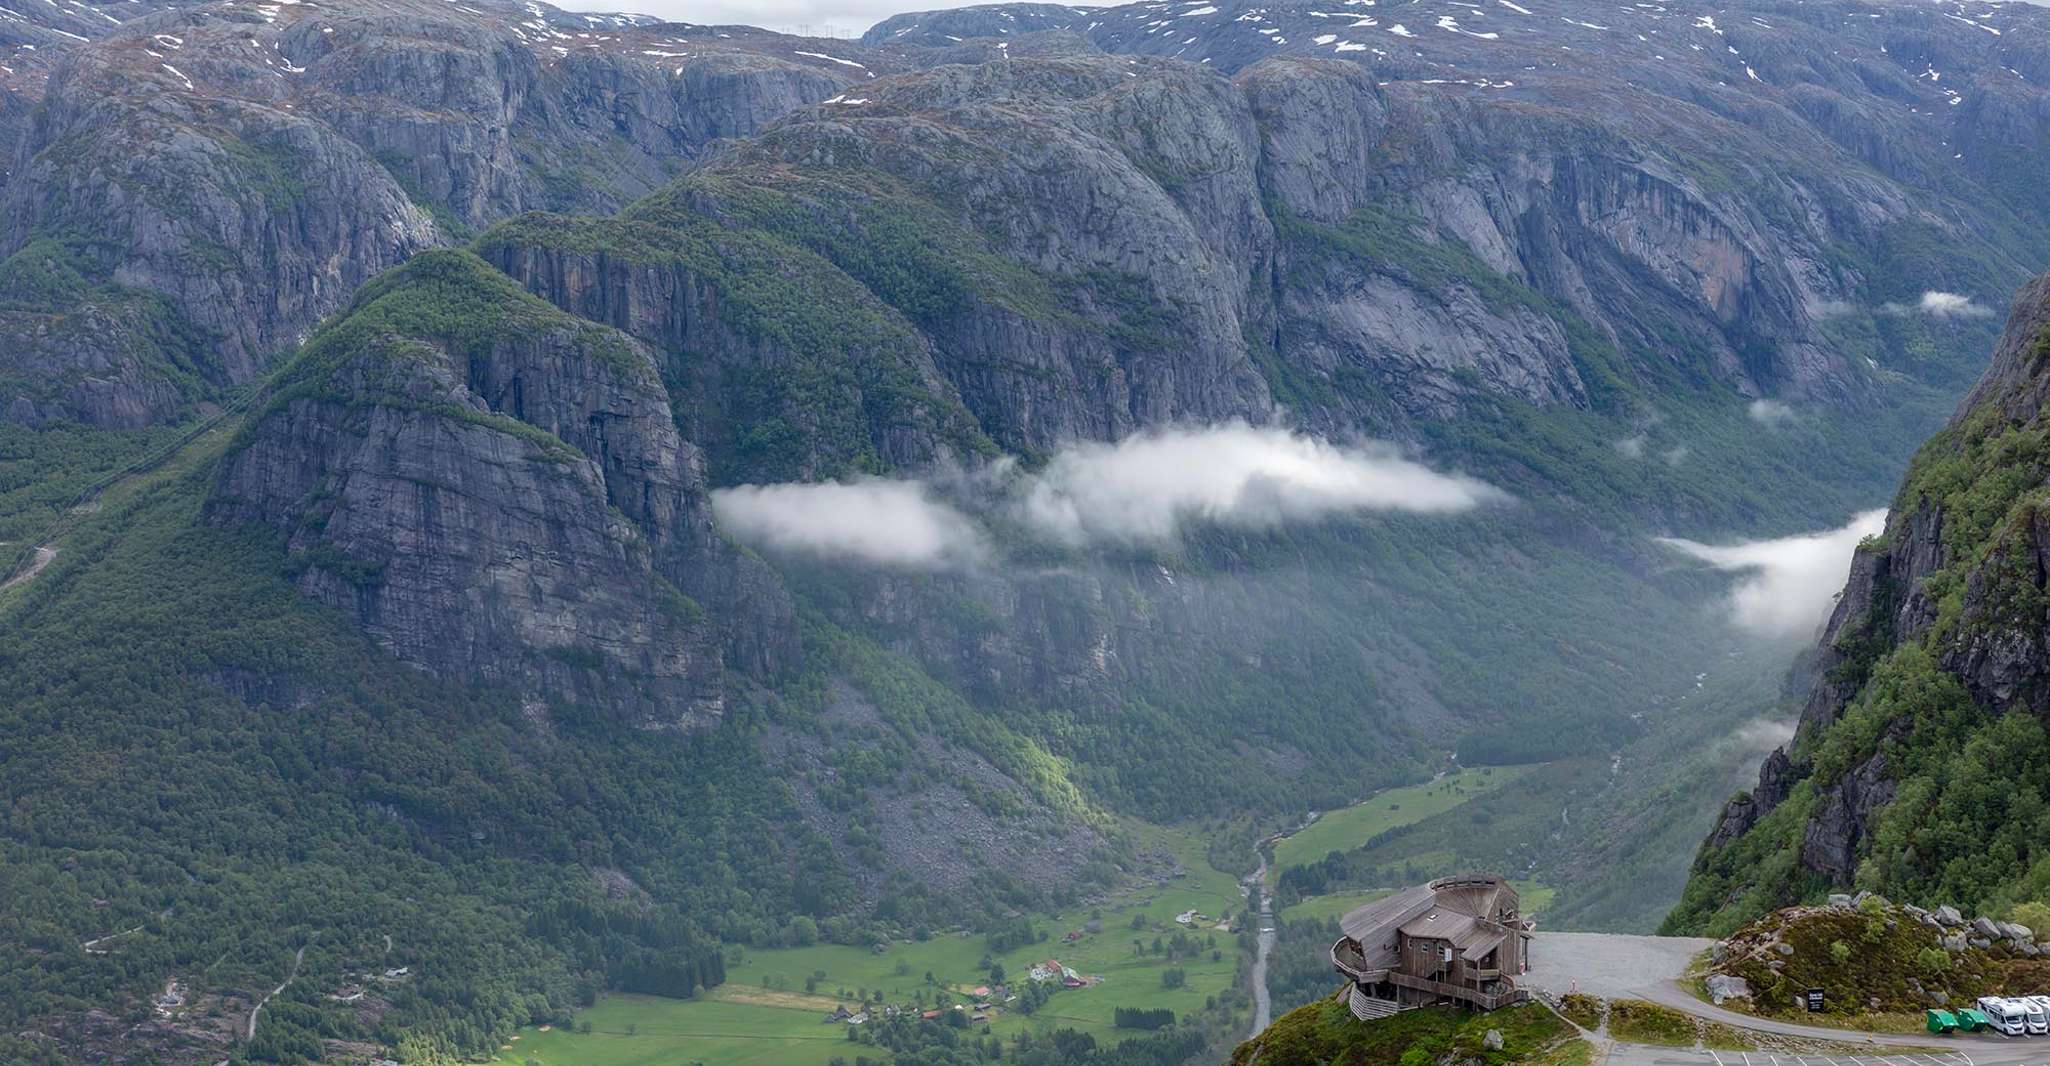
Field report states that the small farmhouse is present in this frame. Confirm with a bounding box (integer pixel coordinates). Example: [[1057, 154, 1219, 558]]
[[1330, 874, 1534, 1020]]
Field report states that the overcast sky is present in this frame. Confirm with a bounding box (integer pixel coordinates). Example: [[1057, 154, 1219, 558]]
[[561, 0, 968, 37]]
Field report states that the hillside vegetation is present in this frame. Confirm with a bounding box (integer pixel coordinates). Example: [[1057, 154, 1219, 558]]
[[1228, 998, 1585, 1066], [1671, 278, 2050, 936]]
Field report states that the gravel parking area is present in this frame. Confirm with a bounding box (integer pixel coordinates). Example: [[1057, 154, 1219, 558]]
[[1523, 931, 1716, 1000]]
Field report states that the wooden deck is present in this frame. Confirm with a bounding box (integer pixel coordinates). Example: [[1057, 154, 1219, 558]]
[[1332, 937, 1529, 1012]]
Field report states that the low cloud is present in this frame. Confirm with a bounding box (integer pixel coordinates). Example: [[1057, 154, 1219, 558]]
[[1881, 291, 1994, 320], [1020, 423, 1505, 545], [1747, 399, 1795, 425], [1657, 509, 1887, 641], [711, 423, 1504, 565], [710, 479, 987, 568], [1615, 434, 1648, 459], [1733, 717, 1796, 755]]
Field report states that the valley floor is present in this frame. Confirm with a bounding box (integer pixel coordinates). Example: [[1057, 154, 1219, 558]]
[[484, 823, 1252, 1066]]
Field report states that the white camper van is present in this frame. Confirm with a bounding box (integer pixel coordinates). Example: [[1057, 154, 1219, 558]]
[[2027, 995, 2050, 1033], [2023, 997, 2049, 1035], [1979, 995, 2030, 1036]]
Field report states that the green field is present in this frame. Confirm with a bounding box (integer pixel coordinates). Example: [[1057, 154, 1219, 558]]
[[1272, 765, 1534, 872], [1279, 889, 1393, 924], [485, 995, 853, 1066], [488, 822, 1250, 1066]]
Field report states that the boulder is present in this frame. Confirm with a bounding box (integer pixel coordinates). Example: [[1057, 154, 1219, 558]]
[[1829, 894, 1855, 908], [1774, 942, 1795, 956], [1936, 905, 1965, 926], [1971, 937, 1993, 949], [1974, 916, 2002, 939], [2005, 921, 2034, 941], [1484, 1030, 1504, 1051], [1707, 974, 1752, 1005], [1943, 933, 1968, 952]]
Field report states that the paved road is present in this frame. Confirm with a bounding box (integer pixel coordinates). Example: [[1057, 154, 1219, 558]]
[[1249, 859, 1276, 1036], [1524, 933, 2050, 1066]]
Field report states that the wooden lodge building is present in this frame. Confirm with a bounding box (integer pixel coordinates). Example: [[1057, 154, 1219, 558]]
[[1330, 874, 1534, 1020]]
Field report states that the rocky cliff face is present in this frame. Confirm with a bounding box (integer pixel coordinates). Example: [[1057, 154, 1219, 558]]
[[1671, 270, 2050, 934], [207, 250, 794, 727], [0, 0, 884, 427], [1, 0, 2045, 432]]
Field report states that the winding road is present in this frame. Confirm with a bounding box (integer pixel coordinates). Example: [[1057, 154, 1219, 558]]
[[248, 945, 305, 1042], [1524, 933, 2048, 1066], [1249, 856, 1277, 1036]]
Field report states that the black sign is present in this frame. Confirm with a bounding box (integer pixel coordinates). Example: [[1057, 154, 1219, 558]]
[[1805, 989, 1825, 1013]]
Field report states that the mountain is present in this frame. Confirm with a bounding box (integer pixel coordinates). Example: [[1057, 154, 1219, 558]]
[[0, 0, 880, 429], [1668, 266, 2050, 937], [0, 0, 2048, 1060]]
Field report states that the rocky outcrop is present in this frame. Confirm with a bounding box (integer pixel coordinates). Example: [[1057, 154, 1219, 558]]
[[1799, 750, 1895, 884], [0, 276, 212, 428], [1704, 748, 1796, 849], [206, 251, 794, 726], [4, 60, 439, 383], [1942, 501, 2050, 714]]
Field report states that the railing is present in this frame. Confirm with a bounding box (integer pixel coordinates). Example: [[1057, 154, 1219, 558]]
[[1385, 971, 1529, 1011], [1330, 938, 1389, 983]]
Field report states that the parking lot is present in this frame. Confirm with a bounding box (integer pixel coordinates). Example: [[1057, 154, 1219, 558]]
[[1608, 1051, 1982, 1066]]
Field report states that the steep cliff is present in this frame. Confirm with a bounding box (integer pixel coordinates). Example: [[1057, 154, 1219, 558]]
[[1670, 271, 2050, 935], [206, 249, 793, 726], [0, 0, 882, 426], [3, 0, 2047, 432]]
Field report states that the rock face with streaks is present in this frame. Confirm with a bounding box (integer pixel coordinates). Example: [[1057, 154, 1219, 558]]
[[206, 250, 794, 727], [0, 0, 879, 426]]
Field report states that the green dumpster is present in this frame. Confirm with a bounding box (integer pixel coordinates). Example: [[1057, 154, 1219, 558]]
[[1958, 1008, 1993, 1032], [1927, 1009, 1959, 1034]]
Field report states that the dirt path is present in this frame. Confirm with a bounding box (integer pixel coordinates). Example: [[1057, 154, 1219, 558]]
[[0, 546, 56, 592], [248, 945, 305, 1042], [80, 924, 143, 954]]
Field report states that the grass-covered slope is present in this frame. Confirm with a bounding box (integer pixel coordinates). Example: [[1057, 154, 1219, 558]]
[[1229, 997, 1586, 1066]]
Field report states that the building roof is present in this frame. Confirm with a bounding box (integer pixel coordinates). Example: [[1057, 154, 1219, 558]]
[[1338, 883, 1437, 968], [1400, 910, 1508, 961], [1340, 874, 1521, 964]]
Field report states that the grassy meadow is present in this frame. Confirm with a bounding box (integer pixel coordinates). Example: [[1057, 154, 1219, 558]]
[[1270, 766, 1533, 873], [486, 823, 1250, 1066]]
